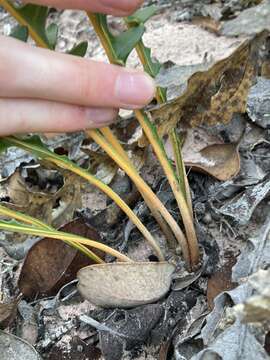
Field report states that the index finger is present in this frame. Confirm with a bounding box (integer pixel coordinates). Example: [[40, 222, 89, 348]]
[[24, 0, 144, 16]]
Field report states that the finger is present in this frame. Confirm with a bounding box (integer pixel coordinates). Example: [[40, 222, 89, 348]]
[[0, 36, 155, 110], [0, 98, 118, 136], [24, 0, 144, 16]]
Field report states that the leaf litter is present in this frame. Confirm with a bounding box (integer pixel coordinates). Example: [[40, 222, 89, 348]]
[[165, 127, 241, 181], [18, 218, 103, 300], [0, 2, 270, 360], [78, 262, 175, 308]]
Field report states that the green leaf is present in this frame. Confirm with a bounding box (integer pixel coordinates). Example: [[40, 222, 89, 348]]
[[141, 45, 162, 77], [45, 23, 58, 50], [23, 135, 47, 149], [2, 2, 53, 48], [3, 136, 73, 169], [10, 25, 29, 42], [13, 3, 49, 44], [5, 135, 54, 155], [158, 87, 168, 102], [113, 24, 145, 64], [126, 6, 158, 25], [93, 14, 145, 64], [0, 140, 10, 154], [69, 41, 88, 57], [124, 10, 163, 79], [0, 219, 26, 229]]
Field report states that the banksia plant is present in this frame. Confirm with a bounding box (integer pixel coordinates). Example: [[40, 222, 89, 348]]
[[0, 2, 200, 277]]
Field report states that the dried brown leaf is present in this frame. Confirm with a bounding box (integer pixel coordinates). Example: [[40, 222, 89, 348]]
[[52, 174, 82, 228], [187, 143, 240, 181], [166, 128, 241, 181], [78, 262, 175, 308], [207, 252, 238, 310], [18, 218, 103, 299], [5, 171, 82, 229], [147, 32, 267, 139], [7, 171, 54, 226]]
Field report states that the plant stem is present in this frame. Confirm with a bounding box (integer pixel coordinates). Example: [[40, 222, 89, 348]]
[[0, 204, 51, 230], [87, 130, 190, 265], [169, 129, 193, 216], [90, 12, 179, 248], [0, 220, 131, 262], [4, 136, 164, 261], [129, 32, 199, 268], [0, 204, 103, 262], [99, 127, 130, 163], [135, 110, 199, 267], [1, 0, 48, 48], [126, 37, 166, 103], [88, 13, 194, 266], [46, 158, 165, 261], [98, 128, 178, 248], [88, 13, 119, 64]]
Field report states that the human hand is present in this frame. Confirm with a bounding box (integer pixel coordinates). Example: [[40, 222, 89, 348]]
[[0, 0, 155, 136]]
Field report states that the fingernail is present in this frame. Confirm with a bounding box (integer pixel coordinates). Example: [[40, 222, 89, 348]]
[[100, 0, 139, 13], [85, 108, 118, 128], [115, 71, 156, 108]]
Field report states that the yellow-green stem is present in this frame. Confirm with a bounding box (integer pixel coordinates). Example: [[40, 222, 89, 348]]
[[0, 204, 103, 262], [169, 130, 193, 217], [87, 129, 190, 265], [87, 13, 193, 267], [135, 110, 199, 266], [0, 204, 51, 230], [132, 37, 193, 216], [100, 127, 131, 164], [99, 127, 177, 248], [0, 221, 131, 262], [5, 136, 164, 261], [1, 0, 48, 48], [127, 38, 166, 103], [88, 13, 117, 64], [130, 34, 199, 268]]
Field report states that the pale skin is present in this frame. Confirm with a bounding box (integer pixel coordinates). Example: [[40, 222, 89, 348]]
[[0, 0, 156, 136]]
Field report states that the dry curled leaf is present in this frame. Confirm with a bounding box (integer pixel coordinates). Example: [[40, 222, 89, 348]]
[[183, 129, 241, 181], [219, 177, 270, 225], [147, 32, 267, 140], [166, 128, 241, 181], [7, 171, 55, 227], [5, 170, 82, 229], [78, 262, 175, 308], [18, 218, 103, 299]]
